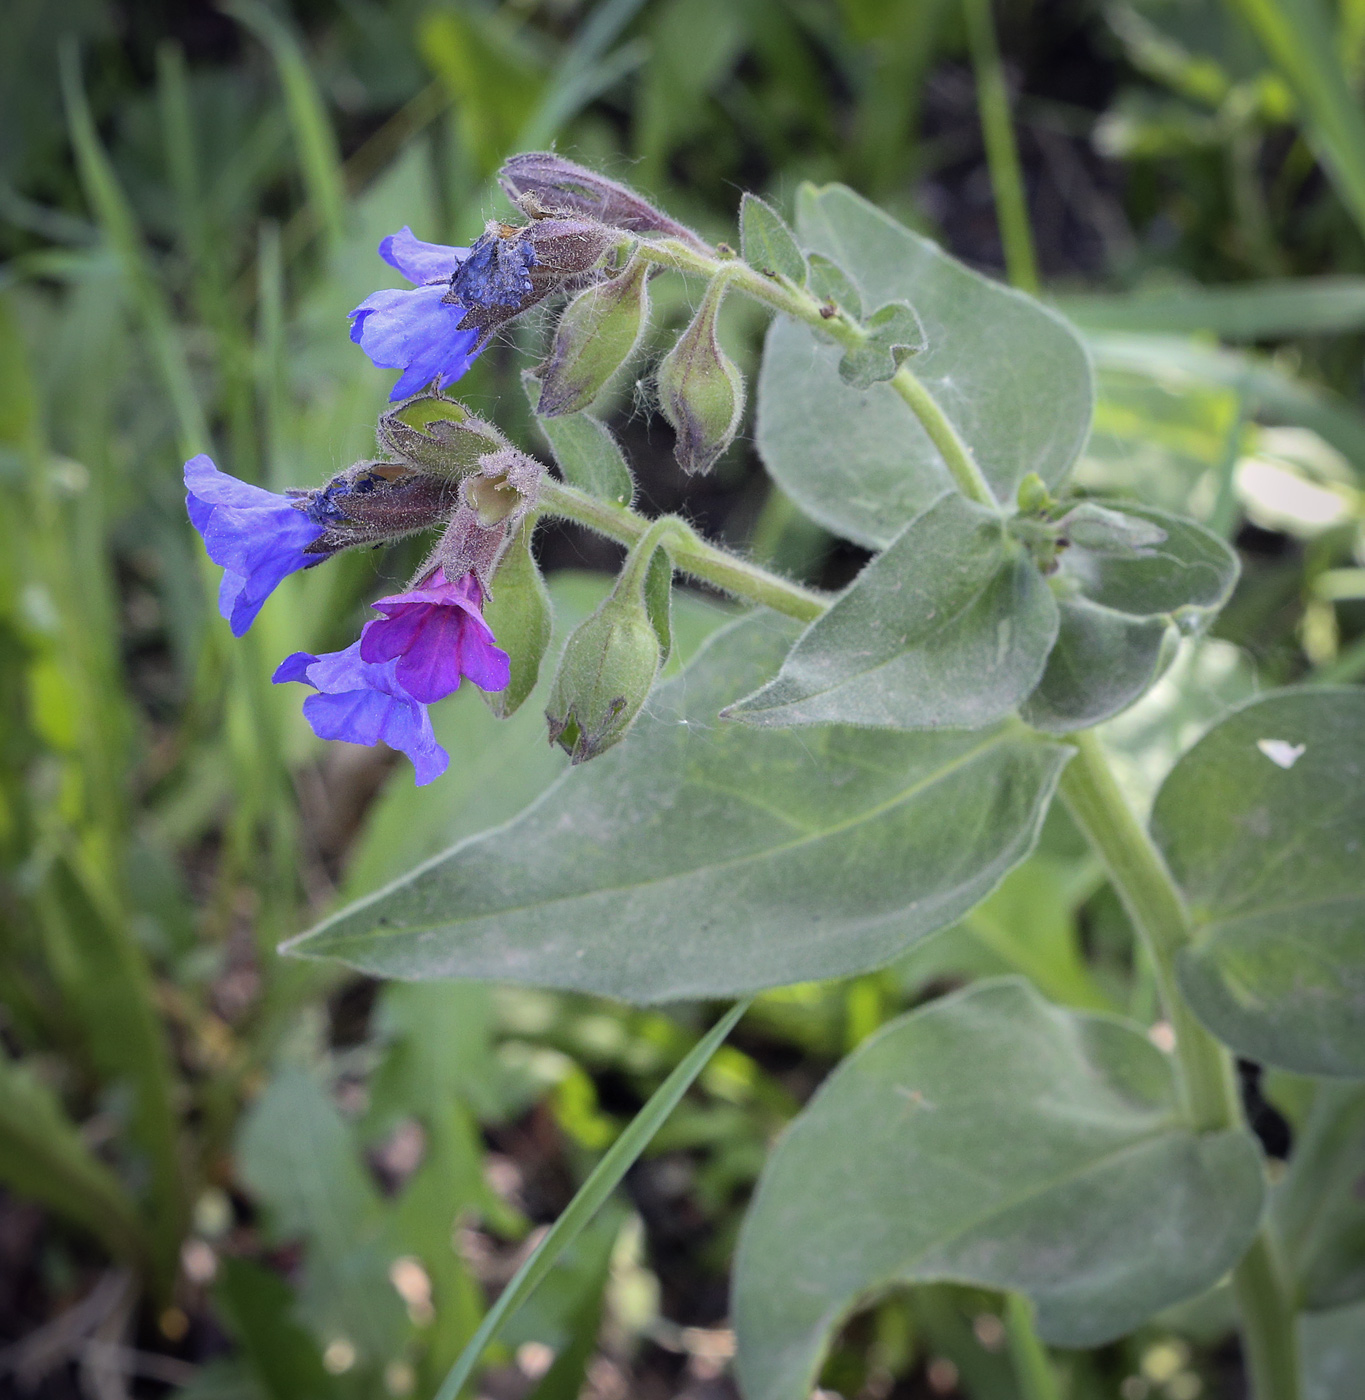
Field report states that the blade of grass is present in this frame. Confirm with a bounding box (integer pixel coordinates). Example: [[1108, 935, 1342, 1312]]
[[59, 41, 210, 458], [223, 0, 348, 257], [0, 1050, 151, 1272], [433, 998, 752, 1400], [1223, 0, 1365, 243], [962, 0, 1039, 294]]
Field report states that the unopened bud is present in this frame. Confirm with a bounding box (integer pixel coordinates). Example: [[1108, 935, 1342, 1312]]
[[498, 152, 707, 249], [447, 218, 619, 341], [293, 461, 457, 553], [655, 276, 744, 475], [1016, 472, 1053, 516], [482, 519, 553, 720], [545, 566, 661, 764], [536, 255, 650, 417], [378, 395, 507, 478]]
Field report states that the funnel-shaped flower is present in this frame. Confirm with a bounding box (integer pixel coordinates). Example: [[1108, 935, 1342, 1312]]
[[185, 455, 329, 636], [360, 567, 511, 703], [273, 643, 449, 786], [273, 567, 510, 785], [350, 227, 483, 401]]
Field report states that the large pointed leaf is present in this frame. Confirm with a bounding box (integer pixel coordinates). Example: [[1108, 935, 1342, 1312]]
[[1022, 504, 1240, 731], [756, 183, 1094, 548], [725, 493, 1058, 729], [1152, 689, 1365, 1076], [732, 979, 1264, 1400], [286, 615, 1071, 1003]]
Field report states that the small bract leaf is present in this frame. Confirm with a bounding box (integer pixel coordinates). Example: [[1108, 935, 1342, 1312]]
[[481, 519, 553, 719], [807, 253, 862, 319], [740, 193, 807, 284], [1152, 688, 1365, 1076], [758, 184, 1093, 547], [732, 979, 1265, 1400], [1022, 504, 1239, 732], [725, 493, 1058, 730], [838, 301, 926, 390], [285, 615, 1071, 1002], [526, 373, 635, 507]]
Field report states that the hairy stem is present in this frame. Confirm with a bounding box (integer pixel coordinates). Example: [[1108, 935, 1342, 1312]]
[[635, 238, 999, 509], [538, 478, 826, 623], [1057, 730, 1300, 1400]]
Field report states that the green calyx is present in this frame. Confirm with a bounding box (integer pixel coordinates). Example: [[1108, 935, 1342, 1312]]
[[655, 272, 745, 475], [378, 393, 508, 478], [537, 253, 650, 417]]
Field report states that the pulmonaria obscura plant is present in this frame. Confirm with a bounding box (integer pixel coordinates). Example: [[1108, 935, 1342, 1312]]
[[188, 154, 1365, 1400]]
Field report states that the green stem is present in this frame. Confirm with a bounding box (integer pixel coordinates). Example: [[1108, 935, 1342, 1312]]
[[1234, 1233, 1302, 1400], [538, 478, 826, 623], [635, 240, 999, 509], [1057, 730, 1300, 1400], [961, 0, 1040, 295], [1004, 1294, 1061, 1400], [433, 1000, 752, 1400]]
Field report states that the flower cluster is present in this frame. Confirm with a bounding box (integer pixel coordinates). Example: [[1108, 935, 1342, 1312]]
[[189, 162, 644, 782]]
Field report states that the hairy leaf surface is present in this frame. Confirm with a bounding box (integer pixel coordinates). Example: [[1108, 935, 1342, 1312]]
[[726, 493, 1058, 730], [288, 616, 1070, 1002], [1153, 689, 1365, 1075], [732, 979, 1264, 1400], [757, 183, 1093, 547], [1022, 504, 1240, 731]]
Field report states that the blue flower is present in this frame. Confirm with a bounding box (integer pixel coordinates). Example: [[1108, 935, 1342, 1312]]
[[184, 455, 329, 637], [273, 641, 450, 786], [450, 234, 537, 308], [350, 227, 483, 401]]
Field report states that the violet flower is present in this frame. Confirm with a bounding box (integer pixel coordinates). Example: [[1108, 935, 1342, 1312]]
[[185, 454, 329, 637], [349, 227, 482, 401], [273, 643, 450, 786], [360, 567, 511, 702], [273, 567, 510, 785]]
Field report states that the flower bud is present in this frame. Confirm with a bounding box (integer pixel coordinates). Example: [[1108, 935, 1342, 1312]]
[[378, 394, 507, 478], [498, 152, 708, 249], [293, 461, 457, 553], [536, 254, 650, 417], [655, 276, 744, 475], [446, 217, 620, 342], [481, 519, 553, 720], [545, 562, 662, 764]]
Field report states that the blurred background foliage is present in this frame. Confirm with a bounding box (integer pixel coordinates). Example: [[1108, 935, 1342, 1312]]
[[2, 0, 1365, 1397]]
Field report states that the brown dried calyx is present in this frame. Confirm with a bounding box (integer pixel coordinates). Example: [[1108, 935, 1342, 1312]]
[[498, 152, 710, 251]]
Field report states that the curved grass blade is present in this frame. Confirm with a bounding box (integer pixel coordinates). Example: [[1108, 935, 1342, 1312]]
[[433, 998, 751, 1400]]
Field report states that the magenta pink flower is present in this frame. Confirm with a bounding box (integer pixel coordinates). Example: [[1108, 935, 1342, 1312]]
[[359, 567, 511, 703]]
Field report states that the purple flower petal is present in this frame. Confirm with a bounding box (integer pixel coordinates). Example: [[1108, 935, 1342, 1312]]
[[273, 640, 450, 786], [378, 226, 468, 285], [185, 456, 330, 636], [359, 569, 510, 704]]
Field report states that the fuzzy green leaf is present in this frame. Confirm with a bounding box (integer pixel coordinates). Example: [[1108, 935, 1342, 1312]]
[[740, 193, 807, 284], [757, 183, 1093, 547], [286, 615, 1070, 1002], [732, 979, 1265, 1400], [1022, 504, 1240, 731], [1153, 689, 1365, 1076], [726, 493, 1058, 730]]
